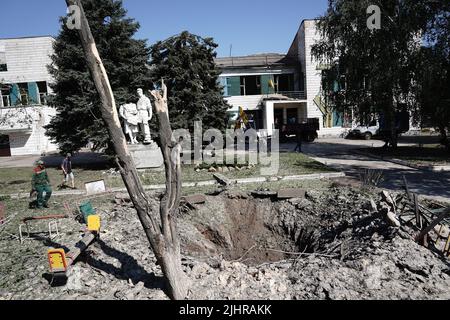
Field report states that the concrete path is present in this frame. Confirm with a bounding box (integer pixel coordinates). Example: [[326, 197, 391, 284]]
[[2, 172, 345, 199], [282, 137, 450, 202]]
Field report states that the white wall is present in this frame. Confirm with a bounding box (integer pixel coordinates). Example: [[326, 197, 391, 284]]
[[290, 20, 348, 137], [4, 106, 57, 156], [225, 95, 264, 112], [0, 37, 58, 156], [0, 36, 54, 87], [300, 21, 326, 129]]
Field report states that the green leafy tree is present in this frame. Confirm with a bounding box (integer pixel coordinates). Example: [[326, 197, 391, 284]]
[[149, 31, 230, 133], [46, 0, 152, 154], [312, 0, 439, 148]]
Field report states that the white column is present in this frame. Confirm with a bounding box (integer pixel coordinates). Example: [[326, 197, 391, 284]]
[[297, 104, 303, 123], [264, 101, 274, 136]]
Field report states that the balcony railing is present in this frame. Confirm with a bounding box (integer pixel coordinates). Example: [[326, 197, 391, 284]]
[[262, 91, 307, 101], [0, 106, 34, 133]]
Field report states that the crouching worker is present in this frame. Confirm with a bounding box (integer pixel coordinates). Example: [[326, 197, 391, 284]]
[[31, 160, 52, 209]]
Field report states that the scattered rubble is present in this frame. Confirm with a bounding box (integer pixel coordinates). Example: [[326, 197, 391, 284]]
[[0, 186, 449, 300], [277, 188, 306, 200]]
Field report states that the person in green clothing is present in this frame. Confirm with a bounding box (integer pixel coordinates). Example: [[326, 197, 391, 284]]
[[31, 160, 52, 209]]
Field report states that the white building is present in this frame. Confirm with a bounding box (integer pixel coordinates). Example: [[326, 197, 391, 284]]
[[216, 20, 352, 137], [0, 36, 58, 157]]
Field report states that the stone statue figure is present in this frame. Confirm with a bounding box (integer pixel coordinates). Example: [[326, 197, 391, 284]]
[[119, 103, 139, 144], [136, 88, 153, 144], [119, 88, 157, 147]]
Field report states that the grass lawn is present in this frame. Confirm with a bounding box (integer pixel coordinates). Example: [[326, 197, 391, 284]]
[[359, 146, 450, 166], [0, 152, 335, 195]]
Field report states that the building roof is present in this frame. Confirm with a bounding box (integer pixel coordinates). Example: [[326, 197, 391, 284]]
[[0, 35, 55, 41], [215, 53, 297, 69]]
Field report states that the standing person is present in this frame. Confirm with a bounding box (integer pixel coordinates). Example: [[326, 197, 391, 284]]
[[61, 153, 75, 189], [31, 160, 52, 209], [294, 127, 303, 153]]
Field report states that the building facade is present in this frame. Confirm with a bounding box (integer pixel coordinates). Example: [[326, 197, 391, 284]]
[[0, 36, 57, 157], [216, 20, 352, 137]]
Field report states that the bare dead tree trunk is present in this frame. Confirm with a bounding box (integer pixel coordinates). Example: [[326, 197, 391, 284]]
[[65, 0, 189, 300]]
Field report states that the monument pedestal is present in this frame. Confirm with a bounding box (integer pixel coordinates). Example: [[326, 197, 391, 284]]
[[128, 144, 164, 169]]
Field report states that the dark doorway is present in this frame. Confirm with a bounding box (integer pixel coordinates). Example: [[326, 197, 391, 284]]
[[274, 109, 284, 129], [240, 76, 261, 96], [0, 135, 11, 157], [287, 108, 298, 124]]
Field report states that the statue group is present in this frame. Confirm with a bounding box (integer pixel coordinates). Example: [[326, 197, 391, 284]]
[[119, 88, 157, 148]]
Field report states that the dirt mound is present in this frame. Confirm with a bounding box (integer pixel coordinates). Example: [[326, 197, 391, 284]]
[[1, 186, 449, 300]]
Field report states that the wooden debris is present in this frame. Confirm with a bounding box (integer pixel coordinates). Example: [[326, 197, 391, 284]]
[[369, 198, 377, 213], [213, 173, 232, 186], [415, 208, 450, 242], [381, 190, 396, 213], [386, 211, 401, 228], [251, 190, 277, 198], [182, 194, 206, 207], [0, 202, 5, 225]]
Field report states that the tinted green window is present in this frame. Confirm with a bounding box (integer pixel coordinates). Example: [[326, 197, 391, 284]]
[[28, 82, 39, 104], [333, 111, 344, 127], [227, 77, 241, 96], [261, 75, 274, 94], [219, 77, 229, 96], [10, 84, 20, 106]]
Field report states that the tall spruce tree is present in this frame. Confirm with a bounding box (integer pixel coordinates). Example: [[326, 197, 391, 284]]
[[149, 31, 230, 133], [46, 0, 152, 154]]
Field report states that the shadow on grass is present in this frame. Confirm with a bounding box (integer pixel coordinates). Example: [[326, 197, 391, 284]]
[[41, 152, 114, 170], [38, 236, 165, 292], [82, 239, 166, 291], [293, 160, 337, 172]]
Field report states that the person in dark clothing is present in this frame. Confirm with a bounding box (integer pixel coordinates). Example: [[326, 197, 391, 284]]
[[31, 160, 52, 209], [61, 153, 75, 189], [294, 128, 303, 153]]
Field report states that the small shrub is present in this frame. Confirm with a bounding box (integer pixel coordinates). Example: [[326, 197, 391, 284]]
[[359, 169, 384, 189]]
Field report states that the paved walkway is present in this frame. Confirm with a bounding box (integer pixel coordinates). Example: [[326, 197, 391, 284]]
[[2, 172, 345, 199], [282, 137, 450, 203]]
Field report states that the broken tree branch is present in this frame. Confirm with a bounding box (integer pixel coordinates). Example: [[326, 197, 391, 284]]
[[65, 0, 189, 300]]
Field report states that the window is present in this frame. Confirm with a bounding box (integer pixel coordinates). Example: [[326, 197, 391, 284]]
[[37, 81, 48, 104], [0, 45, 7, 72], [0, 85, 10, 107], [274, 74, 294, 92], [18, 83, 29, 105], [240, 76, 261, 96]]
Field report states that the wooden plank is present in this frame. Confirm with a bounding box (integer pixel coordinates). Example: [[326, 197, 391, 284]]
[[444, 235, 450, 255], [182, 194, 206, 206], [213, 173, 232, 186], [403, 175, 412, 201], [414, 194, 422, 229], [415, 208, 450, 242], [65, 232, 96, 266]]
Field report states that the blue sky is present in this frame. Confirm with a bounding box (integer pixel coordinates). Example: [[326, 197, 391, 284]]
[[0, 0, 328, 57]]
